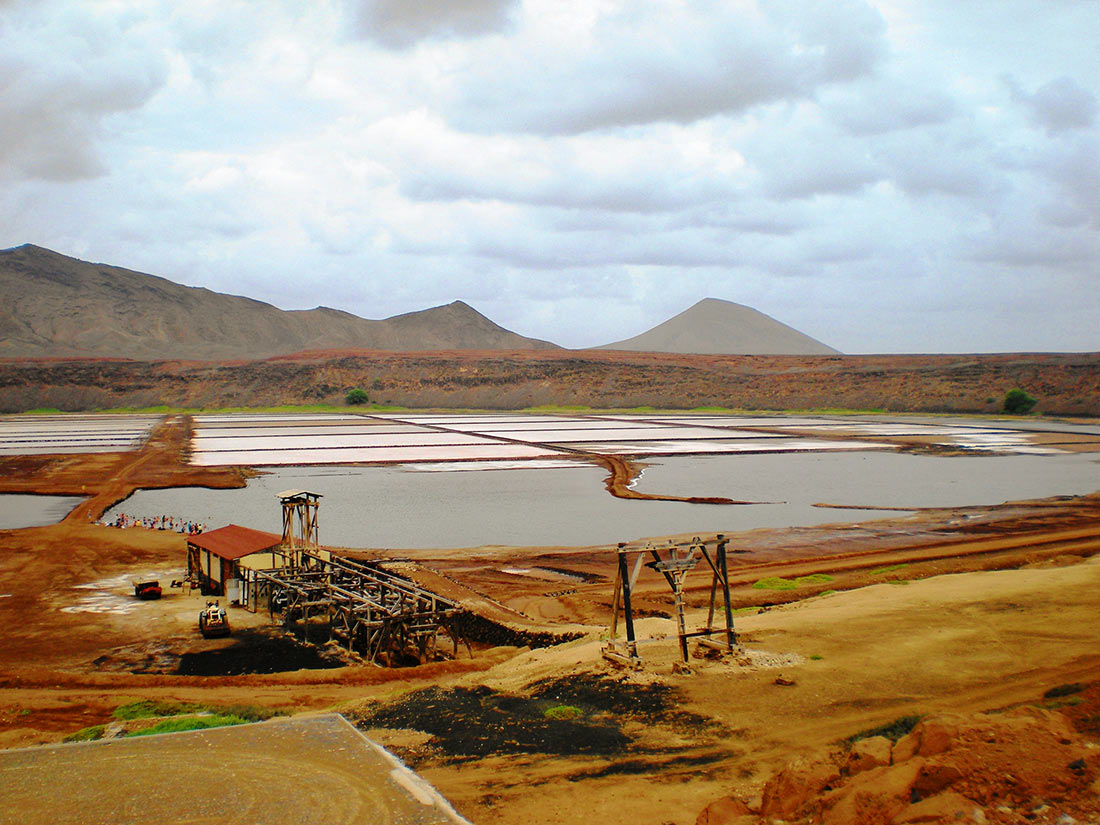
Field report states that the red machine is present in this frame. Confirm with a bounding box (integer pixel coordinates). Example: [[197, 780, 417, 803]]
[[133, 580, 162, 600]]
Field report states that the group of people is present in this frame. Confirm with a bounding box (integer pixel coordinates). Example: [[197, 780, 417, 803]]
[[101, 513, 207, 534]]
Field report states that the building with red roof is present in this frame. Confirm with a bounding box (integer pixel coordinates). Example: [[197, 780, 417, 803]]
[[186, 524, 284, 598]]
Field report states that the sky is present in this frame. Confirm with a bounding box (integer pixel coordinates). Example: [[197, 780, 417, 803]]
[[1, 0, 1097, 353]]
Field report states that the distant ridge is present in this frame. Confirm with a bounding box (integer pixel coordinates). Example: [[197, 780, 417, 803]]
[[0, 245, 557, 360], [595, 298, 840, 355]]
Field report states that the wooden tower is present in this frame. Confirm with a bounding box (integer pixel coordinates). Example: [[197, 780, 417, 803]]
[[276, 489, 321, 569]]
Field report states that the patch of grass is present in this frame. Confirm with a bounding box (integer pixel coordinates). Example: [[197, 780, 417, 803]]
[[795, 574, 834, 585], [752, 577, 799, 591], [523, 404, 594, 413], [112, 700, 203, 720], [123, 714, 250, 737], [1043, 683, 1084, 699], [810, 654, 824, 661], [817, 590, 838, 597], [752, 574, 834, 591], [25, 407, 63, 414], [868, 564, 908, 576], [113, 700, 284, 722], [63, 724, 106, 743], [845, 715, 923, 745], [887, 580, 911, 586], [543, 705, 584, 721]]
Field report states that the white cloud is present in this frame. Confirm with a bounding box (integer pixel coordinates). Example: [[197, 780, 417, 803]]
[[447, 0, 887, 135], [0, 2, 168, 181], [347, 0, 518, 49]]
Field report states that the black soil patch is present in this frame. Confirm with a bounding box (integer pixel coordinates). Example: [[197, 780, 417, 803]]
[[177, 629, 345, 676], [355, 673, 721, 762], [566, 751, 732, 781], [449, 612, 583, 649], [529, 673, 720, 733], [358, 684, 629, 759]]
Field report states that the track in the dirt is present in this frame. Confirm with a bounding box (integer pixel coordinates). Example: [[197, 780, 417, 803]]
[[718, 523, 1100, 590]]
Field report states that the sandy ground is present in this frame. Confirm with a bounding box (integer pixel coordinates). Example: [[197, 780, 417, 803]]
[[397, 556, 1100, 825], [1, 415, 1099, 824], [0, 714, 469, 825]]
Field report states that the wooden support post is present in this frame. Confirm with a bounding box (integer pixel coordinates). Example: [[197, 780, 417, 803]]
[[604, 543, 642, 668], [717, 534, 737, 651], [608, 543, 624, 640], [619, 547, 638, 659]]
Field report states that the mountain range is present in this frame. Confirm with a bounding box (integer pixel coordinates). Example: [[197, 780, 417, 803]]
[[0, 244, 839, 360]]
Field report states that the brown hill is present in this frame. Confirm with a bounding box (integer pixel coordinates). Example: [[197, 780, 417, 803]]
[[2, 349, 1097, 416], [596, 297, 839, 355], [0, 244, 557, 360]]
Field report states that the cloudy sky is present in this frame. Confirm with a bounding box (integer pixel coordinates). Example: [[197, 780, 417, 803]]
[[1, 0, 1097, 353]]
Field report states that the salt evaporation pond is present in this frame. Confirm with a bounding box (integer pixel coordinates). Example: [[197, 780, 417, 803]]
[[104, 450, 1100, 549], [0, 494, 85, 529]]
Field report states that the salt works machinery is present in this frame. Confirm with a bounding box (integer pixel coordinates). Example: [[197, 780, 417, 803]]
[[243, 490, 468, 666]]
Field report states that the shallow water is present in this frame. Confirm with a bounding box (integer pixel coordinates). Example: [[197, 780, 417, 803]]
[[104, 450, 1100, 549], [0, 494, 86, 529], [633, 451, 1100, 510]]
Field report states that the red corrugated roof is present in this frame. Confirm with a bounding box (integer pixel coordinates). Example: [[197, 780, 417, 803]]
[[187, 524, 283, 561]]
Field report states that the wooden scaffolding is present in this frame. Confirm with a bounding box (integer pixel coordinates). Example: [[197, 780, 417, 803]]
[[246, 552, 468, 665], [604, 534, 740, 672]]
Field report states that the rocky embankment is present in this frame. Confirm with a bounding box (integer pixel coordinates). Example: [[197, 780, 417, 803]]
[[697, 699, 1100, 825]]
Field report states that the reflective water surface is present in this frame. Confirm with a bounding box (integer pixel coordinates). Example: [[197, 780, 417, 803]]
[[104, 450, 1100, 549], [0, 494, 85, 529]]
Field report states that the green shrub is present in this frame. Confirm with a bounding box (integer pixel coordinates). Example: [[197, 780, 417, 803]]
[[345, 388, 369, 405], [1003, 388, 1037, 414]]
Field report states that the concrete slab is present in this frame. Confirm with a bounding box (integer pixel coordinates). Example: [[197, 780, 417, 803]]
[[0, 713, 470, 825]]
